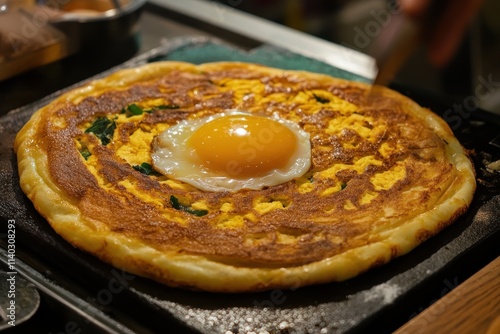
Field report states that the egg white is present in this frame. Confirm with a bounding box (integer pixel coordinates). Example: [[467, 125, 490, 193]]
[[151, 111, 311, 192]]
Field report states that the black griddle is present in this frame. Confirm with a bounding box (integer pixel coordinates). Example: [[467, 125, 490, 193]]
[[1, 37, 499, 334]]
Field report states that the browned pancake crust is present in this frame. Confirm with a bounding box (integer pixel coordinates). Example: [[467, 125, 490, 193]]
[[15, 62, 476, 291]]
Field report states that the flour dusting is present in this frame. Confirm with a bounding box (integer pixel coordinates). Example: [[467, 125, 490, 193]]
[[362, 283, 402, 305]]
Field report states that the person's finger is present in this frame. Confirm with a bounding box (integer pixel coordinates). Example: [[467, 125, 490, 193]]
[[428, 0, 484, 66], [399, 0, 433, 18]]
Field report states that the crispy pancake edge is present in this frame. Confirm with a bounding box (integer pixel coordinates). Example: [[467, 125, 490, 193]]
[[14, 61, 476, 292]]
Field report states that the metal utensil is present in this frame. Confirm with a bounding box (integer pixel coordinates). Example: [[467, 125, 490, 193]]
[[370, 13, 420, 88], [370, 1, 444, 89]]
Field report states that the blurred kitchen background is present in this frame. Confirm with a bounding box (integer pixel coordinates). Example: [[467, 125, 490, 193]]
[[1, 0, 499, 114], [205, 0, 500, 114]]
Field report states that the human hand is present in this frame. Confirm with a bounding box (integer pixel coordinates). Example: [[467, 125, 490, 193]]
[[399, 0, 484, 67]]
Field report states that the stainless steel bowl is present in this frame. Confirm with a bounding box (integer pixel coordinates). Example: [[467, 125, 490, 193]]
[[47, 0, 146, 52]]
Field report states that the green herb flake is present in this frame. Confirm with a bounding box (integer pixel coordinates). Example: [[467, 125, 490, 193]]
[[156, 104, 180, 110], [85, 117, 116, 145], [313, 94, 330, 104], [140, 104, 180, 114], [170, 195, 208, 217], [340, 183, 347, 190], [132, 162, 161, 176], [127, 103, 144, 116], [80, 148, 91, 160]]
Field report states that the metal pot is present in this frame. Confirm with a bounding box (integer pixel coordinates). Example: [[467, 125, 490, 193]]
[[47, 0, 146, 52]]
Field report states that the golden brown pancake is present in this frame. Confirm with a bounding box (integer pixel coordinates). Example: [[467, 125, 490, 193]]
[[14, 62, 475, 292]]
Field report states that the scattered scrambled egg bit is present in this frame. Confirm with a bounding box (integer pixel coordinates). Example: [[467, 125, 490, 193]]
[[75, 85, 408, 221]]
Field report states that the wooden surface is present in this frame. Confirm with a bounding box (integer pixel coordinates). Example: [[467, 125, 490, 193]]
[[395, 256, 500, 334]]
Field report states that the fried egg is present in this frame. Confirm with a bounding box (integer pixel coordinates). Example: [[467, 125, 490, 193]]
[[151, 111, 311, 192]]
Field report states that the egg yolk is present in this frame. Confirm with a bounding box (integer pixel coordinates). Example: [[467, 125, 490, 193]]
[[188, 114, 298, 178]]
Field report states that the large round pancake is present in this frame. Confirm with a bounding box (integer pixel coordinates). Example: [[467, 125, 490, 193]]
[[14, 61, 476, 292]]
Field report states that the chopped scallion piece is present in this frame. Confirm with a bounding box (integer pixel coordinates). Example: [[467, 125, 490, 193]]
[[313, 94, 330, 104], [127, 104, 144, 115], [157, 104, 180, 110], [80, 148, 91, 160], [170, 195, 208, 217], [132, 162, 160, 176], [85, 117, 116, 145]]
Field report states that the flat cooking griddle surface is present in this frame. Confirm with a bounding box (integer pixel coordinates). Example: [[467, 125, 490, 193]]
[[1, 37, 499, 334]]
